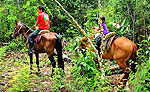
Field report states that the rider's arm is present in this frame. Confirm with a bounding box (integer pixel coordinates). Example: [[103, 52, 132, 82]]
[[92, 26, 100, 31], [35, 15, 41, 27]]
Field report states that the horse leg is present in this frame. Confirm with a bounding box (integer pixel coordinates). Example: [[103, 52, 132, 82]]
[[29, 53, 33, 72], [35, 52, 40, 72], [119, 54, 136, 86], [131, 63, 137, 73], [49, 55, 56, 75], [115, 58, 130, 86], [121, 68, 130, 86]]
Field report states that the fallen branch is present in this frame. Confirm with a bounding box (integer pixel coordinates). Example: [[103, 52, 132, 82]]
[[1, 42, 10, 46], [53, 0, 99, 57], [108, 65, 120, 70]]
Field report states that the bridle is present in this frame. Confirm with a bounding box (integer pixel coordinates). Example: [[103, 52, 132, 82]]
[[13, 24, 23, 37], [13, 23, 34, 38], [12, 22, 36, 46]]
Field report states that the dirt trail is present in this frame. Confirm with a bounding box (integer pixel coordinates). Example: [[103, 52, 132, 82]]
[[0, 51, 124, 91]]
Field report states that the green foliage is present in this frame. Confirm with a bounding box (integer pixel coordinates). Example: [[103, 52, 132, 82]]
[[52, 68, 66, 91], [63, 38, 111, 91], [0, 0, 99, 43], [0, 41, 19, 58], [1, 0, 149, 43], [0, 0, 150, 91], [137, 39, 150, 62], [8, 66, 32, 91], [0, 37, 27, 59], [128, 62, 150, 92], [84, 9, 99, 30]]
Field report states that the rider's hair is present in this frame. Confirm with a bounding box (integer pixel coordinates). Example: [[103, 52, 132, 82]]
[[37, 5, 45, 12], [100, 16, 105, 21]]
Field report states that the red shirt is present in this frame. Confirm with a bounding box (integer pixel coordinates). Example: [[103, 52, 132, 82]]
[[36, 12, 50, 30]]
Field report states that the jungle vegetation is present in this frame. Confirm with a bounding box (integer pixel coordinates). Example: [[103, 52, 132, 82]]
[[0, 0, 149, 91]]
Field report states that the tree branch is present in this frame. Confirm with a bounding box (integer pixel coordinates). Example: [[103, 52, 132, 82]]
[[54, 0, 99, 57]]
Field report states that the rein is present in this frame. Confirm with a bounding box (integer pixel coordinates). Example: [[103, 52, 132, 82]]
[[24, 25, 34, 36], [16, 23, 34, 38], [23, 25, 35, 45], [14, 24, 26, 46]]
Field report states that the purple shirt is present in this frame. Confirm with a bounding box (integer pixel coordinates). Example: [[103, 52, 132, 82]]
[[100, 23, 109, 35]]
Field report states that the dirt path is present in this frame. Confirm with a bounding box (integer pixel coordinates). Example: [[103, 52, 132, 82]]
[[0, 51, 124, 91]]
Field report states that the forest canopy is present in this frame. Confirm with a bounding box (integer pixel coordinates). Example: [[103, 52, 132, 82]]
[[0, 0, 149, 43]]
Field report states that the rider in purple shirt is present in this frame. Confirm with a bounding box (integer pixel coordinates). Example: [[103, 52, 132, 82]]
[[93, 16, 109, 35], [92, 16, 109, 50], [101, 22, 109, 35]]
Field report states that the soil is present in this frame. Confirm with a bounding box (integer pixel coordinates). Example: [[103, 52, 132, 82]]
[[0, 51, 128, 92]]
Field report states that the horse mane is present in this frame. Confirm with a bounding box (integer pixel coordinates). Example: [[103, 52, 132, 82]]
[[22, 23, 34, 32]]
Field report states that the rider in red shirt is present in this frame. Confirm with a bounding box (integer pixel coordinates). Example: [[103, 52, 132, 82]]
[[35, 11, 50, 30], [28, 6, 50, 55]]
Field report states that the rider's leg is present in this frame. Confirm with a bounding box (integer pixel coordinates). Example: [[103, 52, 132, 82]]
[[28, 29, 42, 55], [95, 35, 102, 50]]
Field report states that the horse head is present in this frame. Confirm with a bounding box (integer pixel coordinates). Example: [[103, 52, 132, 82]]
[[10, 20, 23, 39]]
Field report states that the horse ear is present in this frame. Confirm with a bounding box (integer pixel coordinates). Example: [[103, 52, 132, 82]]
[[19, 21, 21, 24], [15, 20, 18, 25]]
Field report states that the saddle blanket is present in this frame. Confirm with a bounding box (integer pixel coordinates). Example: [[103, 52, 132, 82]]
[[34, 30, 49, 44], [103, 35, 118, 51], [34, 35, 42, 44], [94, 32, 118, 51]]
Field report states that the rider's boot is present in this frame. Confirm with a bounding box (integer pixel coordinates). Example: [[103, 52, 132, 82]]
[[28, 40, 34, 55]]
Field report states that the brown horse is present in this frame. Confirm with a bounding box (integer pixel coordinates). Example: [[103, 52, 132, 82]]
[[79, 34, 137, 86], [11, 21, 64, 75]]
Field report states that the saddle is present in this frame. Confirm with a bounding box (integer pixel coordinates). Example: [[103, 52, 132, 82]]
[[34, 30, 49, 44], [103, 32, 116, 41], [103, 33, 118, 51], [95, 32, 118, 51]]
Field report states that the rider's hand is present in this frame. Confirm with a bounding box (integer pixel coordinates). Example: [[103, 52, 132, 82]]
[[34, 24, 38, 30], [92, 26, 96, 29], [35, 26, 38, 30], [34, 25, 36, 27], [93, 27, 100, 31]]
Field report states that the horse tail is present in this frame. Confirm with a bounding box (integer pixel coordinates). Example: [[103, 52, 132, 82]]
[[132, 44, 137, 62], [131, 44, 137, 73], [55, 34, 64, 70]]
